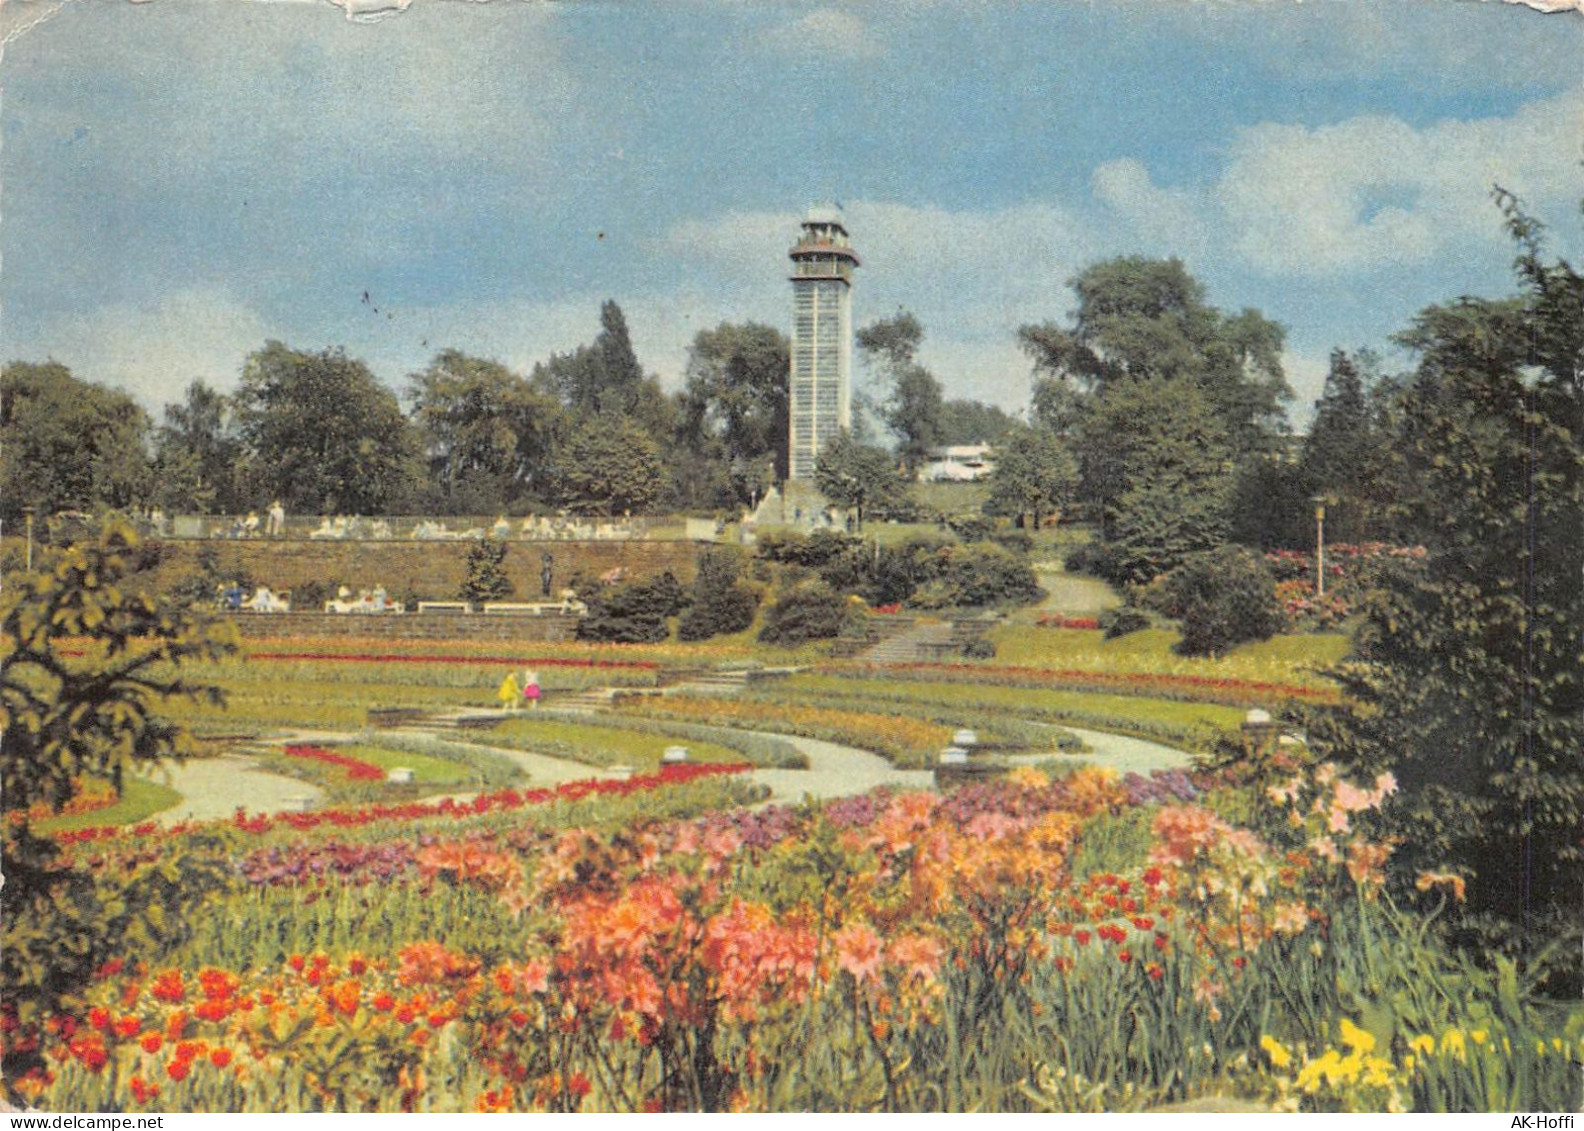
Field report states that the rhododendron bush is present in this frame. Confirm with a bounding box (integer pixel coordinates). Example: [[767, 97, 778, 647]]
[[12, 763, 1578, 1112]]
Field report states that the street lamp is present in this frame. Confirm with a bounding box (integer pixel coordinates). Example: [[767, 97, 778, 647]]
[[1310, 496, 1327, 599]]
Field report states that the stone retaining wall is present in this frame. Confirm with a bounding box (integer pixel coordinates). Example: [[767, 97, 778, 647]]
[[223, 610, 581, 642], [142, 538, 711, 600]]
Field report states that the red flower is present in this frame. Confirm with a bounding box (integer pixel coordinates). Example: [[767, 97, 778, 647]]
[[88, 1007, 110, 1031], [209, 1048, 233, 1069], [165, 1057, 189, 1081], [1074, 931, 1091, 946], [1118, 951, 1133, 964], [140, 1032, 163, 1054]]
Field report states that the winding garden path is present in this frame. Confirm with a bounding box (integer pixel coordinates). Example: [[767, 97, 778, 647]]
[[148, 717, 1191, 823]]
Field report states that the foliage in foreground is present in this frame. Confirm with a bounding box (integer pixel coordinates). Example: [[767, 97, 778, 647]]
[[0, 524, 235, 1062]]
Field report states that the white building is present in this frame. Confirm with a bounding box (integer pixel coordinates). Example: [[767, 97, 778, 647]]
[[787, 206, 859, 480], [921, 444, 995, 482]]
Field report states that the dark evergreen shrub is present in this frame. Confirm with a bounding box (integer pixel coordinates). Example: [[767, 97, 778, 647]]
[[677, 549, 759, 641], [1162, 545, 1285, 656], [758, 581, 853, 645]]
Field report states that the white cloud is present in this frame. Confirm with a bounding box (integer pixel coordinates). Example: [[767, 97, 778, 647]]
[[756, 9, 885, 61], [34, 287, 273, 411], [1090, 158, 1212, 261], [1085, 85, 1583, 278]]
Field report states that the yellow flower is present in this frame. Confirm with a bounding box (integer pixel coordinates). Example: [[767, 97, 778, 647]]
[[1409, 1034, 1434, 1055], [1469, 1029, 1488, 1045], [1440, 1029, 1466, 1057], [1260, 1035, 1293, 1069], [1339, 1017, 1376, 1054]]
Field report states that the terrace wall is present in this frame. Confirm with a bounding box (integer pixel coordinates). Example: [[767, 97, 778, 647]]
[[140, 538, 711, 599], [223, 611, 581, 643]]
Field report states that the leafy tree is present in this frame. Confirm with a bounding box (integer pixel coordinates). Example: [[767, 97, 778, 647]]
[[1083, 378, 1234, 584], [234, 342, 417, 514], [858, 311, 942, 476], [855, 311, 923, 371], [1304, 194, 1584, 982], [555, 416, 663, 515], [460, 538, 514, 602], [1019, 256, 1290, 457], [936, 398, 1017, 446], [407, 350, 563, 509], [680, 322, 791, 493], [813, 430, 905, 532], [1, 524, 234, 1081], [544, 301, 650, 419], [983, 424, 1079, 529], [0, 362, 152, 524], [886, 365, 945, 477], [1160, 545, 1285, 656], [677, 547, 760, 641], [153, 379, 244, 513]]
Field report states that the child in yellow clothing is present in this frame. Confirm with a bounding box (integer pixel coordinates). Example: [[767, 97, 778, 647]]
[[497, 671, 521, 710]]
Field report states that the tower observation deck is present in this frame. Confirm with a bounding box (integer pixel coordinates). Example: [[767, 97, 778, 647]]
[[787, 206, 860, 481]]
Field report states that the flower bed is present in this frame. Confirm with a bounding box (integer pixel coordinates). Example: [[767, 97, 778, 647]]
[[285, 744, 383, 781], [1035, 614, 1101, 630], [50, 762, 752, 846], [18, 763, 1578, 1113]]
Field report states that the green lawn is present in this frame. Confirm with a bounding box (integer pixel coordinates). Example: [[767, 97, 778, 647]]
[[333, 744, 475, 784], [34, 776, 181, 833], [487, 716, 745, 770], [986, 626, 1350, 690], [755, 673, 1242, 754]]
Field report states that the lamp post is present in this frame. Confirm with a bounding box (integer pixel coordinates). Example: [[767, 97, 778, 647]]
[[23, 506, 35, 573], [1311, 496, 1327, 599]]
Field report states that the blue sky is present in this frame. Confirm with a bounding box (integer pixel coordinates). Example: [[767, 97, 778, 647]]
[[2, 0, 1580, 428]]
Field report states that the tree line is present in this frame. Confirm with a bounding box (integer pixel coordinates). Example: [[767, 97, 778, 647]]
[[0, 299, 1017, 527]]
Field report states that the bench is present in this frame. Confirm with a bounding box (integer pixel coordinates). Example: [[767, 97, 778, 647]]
[[417, 601, 474, 615], [481, 602, 570, 616]]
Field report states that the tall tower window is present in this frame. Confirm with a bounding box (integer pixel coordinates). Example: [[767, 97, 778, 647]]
[[786, 206, 859, 481]]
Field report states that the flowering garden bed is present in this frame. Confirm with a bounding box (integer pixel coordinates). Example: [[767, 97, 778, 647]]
[[51, 762, 752, 846], [15, 763, 1578, 1112]]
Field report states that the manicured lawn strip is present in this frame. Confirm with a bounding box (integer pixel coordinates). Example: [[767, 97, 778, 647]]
[[761, 674, 1242, 752], [484, 716, 747, 771], [33, 776, 180, 834], [733, 685, 1076, 754], [611, 694, 952, 768], [982, 626, 1350, 696], [332, 744, 474, 784], [490, 710, 807, 769]]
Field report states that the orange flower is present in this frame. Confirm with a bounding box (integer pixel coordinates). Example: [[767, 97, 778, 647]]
[[150, 969, 185, 1004], [139, 1032, 163, 1054], [209, 1048, 233, 1069], [833, 923, 884, 984]]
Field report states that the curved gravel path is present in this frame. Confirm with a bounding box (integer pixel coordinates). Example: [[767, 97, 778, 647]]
[[147, 755, 323, 824], [1014, 726, 1192, 776], [143, 719, 1192, 824]]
